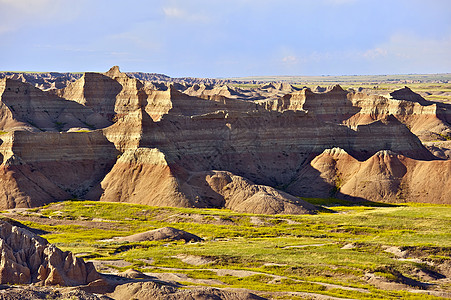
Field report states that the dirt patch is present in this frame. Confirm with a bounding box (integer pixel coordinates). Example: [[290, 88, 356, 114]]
[[143, 271, 226, 286], [88, 260, 133, 274], [137, 258, 154, 265], [341, 243, 357, 250], [282, 243, 328, 249], [382, 245, 408, 258], [175, 254, 216, 266], [250, 216, 266, 225]]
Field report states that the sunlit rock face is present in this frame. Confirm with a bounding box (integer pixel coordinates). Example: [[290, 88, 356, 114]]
[[0, 66, 449, 211]]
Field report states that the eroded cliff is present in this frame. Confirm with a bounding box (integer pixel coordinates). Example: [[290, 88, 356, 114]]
[[0, 66, 449, 210]]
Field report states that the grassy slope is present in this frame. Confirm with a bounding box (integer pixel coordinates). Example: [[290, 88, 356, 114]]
[[5, 199, 449, 300]]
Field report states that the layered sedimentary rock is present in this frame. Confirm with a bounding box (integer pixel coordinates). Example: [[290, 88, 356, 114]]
[[143, 85, 258, 122], [261, 85, 360, 122], [0, 130, 118, 208], [0, 72, 82, 90], [0, 220, 100, 285], [0, 66, 449, 210], [293, 147, 451, 203], [137, 109, 432, 184], [99, 147, 316, 214], [184, 82, 301, 102], [346, 88, 451, 141], [0, 78, 110, 132], [57, 67, 143, 121]]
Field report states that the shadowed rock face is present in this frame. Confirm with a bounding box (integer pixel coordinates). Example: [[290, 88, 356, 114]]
[[0, 66, 450, 210], [0, 78, 111, 132], [0, 130, 119, 208], [0, 220, 100, 286]]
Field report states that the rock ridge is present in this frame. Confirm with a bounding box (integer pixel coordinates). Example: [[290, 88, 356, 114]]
[[0, 66, 450, 209]]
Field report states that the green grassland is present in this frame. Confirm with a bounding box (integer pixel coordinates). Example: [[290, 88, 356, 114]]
[[4, 199, 451, 299]]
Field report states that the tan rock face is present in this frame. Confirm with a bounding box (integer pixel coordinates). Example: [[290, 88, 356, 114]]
[[0, 78, 110, 132], [0, 220, 100, 286], [263, 85, 360, 122], [293, 147, 451, 203], [346, 89, 451, 142], [0, 66, 450, 209], [99, 147, 316, 214], [0, 130, 118, 208]]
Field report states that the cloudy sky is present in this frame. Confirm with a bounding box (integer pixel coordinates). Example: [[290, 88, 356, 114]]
[[0, 0, 450, 77]]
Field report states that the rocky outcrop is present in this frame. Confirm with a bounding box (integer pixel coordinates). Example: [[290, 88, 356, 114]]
[[109, 281, 266, 300], [137, 109, 432, 186], [0, 220, 100, 286], [0, 155, 70, 208], [115, 227, 203, 243], [390, 86, 430, 105]]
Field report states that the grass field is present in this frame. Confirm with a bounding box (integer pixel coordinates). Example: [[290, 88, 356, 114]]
[[3, 198, 450, 299]]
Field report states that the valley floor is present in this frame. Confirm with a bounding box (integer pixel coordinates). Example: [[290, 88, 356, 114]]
[[1, 199, 450, 299]]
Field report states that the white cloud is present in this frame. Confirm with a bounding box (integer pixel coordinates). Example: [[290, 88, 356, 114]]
[[163, 7, 184, 18], [356, 32, 451, 73], [363, 48, 388, 59], [365, 33, 451, 62], [162, 6, 210, 23], [282, 55, 299, 64]]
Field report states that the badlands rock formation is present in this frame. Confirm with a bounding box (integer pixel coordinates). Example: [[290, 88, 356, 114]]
[[346, 87, 451, 142], [0, 66, 450, 210], [0, 220, 100, 286], [0, 72, 82, 90], [109, 281, 265, 300], [287, 147, 451, 203], [114, 227, 203, 243]]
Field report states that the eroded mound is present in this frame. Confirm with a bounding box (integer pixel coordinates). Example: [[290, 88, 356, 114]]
[[109, 281, 266, 300], [115, 227, 202, 243], [293, 147, 451, 203]]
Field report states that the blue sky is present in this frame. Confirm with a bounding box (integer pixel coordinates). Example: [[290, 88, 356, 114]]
[[0, 0, 450, 77]]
